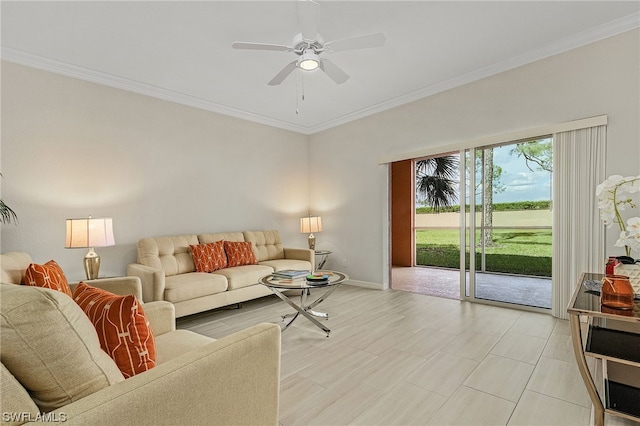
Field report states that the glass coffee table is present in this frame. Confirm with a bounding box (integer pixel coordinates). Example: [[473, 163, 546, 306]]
[[260, 271, 348, 337]]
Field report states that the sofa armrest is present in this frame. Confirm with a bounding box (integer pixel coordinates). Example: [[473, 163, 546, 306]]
[[69, 276, 143, 301], [42, 323, 281, 426], [283, 247, 314, 265], [143, 301, 176, 336], [127, 263, 165, 302]]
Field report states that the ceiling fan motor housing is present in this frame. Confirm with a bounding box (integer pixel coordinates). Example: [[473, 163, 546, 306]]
[[293, 32, 325, 54]]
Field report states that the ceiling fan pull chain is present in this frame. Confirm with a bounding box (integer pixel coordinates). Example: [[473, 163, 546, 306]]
[[296, 70, 300, 115], [295, 69, 307, 115]]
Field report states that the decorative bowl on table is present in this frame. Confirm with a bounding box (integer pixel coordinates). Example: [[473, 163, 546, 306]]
[[306, 274, 329, 285]]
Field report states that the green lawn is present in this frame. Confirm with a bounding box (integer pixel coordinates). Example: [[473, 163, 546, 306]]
[[416, 228, 552, 277]]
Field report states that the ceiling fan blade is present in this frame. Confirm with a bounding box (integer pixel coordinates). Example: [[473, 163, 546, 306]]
[[232, 42, 292, 52], [298, 0, 319, 42], [319, 59, 349, 84], [326, 33, 386, 52], [268, 61, 298, 86]]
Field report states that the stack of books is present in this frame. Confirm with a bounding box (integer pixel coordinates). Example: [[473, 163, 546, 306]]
[[272, 270, 310, 281]]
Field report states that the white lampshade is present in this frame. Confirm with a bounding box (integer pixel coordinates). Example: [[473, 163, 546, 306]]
[[300, 216, 322, 234], [65, 217, 115, 248]]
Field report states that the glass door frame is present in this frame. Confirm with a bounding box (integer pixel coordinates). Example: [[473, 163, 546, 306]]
[[459, 149, 474, 300]]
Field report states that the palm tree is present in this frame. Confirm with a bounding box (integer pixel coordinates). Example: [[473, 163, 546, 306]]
[[415, 155, 459, 213]]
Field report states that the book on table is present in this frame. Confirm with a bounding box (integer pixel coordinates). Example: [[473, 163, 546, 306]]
[[272, 269, 310, 279]]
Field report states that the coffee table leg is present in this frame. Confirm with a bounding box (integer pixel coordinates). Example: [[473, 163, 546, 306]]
[[301, 289, 328, 318], [304, 285, 340, 318], [283, 287, 333, 319], [271, 288, 331, 336]]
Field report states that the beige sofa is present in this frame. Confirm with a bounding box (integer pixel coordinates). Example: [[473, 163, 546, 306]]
[[1, 252, 281, 426], [127, 230, 313, 317]]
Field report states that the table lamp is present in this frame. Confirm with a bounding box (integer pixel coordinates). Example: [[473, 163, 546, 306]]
[[300, 216, 322, 250], [65, 217, 115, 280]]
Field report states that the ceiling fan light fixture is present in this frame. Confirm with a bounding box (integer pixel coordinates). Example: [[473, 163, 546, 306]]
[[297, 50, 320, 71]]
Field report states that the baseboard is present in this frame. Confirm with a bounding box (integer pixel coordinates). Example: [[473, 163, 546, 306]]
[[345, 280, 383, 290]]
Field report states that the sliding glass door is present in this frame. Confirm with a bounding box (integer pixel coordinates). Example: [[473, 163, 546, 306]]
[[461, 139, 552, 309], [406, 137, 552, 309]]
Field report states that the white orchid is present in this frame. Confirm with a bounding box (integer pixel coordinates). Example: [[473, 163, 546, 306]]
[[617, 217, 640, 253], [597, 175, 640, 257]]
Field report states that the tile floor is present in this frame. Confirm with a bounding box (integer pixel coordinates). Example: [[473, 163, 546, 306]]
[[177, 285, 636, 426], [392, 266, 552, 309]]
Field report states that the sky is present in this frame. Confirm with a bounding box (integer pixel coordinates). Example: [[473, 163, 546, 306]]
[[490, 141, 552, 203]]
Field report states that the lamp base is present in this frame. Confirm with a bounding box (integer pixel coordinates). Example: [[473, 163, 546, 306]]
[[308, 233, 316, 250], [83, 248, 101, 280]]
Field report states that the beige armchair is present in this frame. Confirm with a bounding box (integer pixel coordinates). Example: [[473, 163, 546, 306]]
[[1, 252, 281, 426]]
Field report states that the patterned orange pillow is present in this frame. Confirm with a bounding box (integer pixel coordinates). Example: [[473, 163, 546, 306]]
[[73, 282, 156, 379], [189, 241, 227, 272], [24, 260, 72, 297], [224, 241, 257, 267]]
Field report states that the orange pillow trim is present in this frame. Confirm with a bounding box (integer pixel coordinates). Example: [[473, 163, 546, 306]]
[[190, 241, 227, 272], [224, 241, 257, 267], [24, 260, 72, 297], [73, 282, 156, 379]]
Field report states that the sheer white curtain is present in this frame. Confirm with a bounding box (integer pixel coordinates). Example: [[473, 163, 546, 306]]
[[552, 125, 606, 319]]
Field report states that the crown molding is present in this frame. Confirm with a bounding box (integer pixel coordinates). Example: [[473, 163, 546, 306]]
[[2, 12, 638, 136], [306, 12, 640, 134], [0, 48, 311, 135]]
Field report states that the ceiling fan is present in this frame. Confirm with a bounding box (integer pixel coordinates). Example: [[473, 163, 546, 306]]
[[232, 0, 386, 86]]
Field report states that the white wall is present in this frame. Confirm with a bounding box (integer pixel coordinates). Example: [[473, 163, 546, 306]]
[[1, 62, 310, 281], [310, 29, 640, 288], [2, 30, 639, 287]]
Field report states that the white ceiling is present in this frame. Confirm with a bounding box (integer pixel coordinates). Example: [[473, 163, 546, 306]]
[[2, 1, 639, 135]]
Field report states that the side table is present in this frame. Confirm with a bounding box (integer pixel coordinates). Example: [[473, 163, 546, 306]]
[[314, 250, 332, 269], [567, 273, 640, 426]]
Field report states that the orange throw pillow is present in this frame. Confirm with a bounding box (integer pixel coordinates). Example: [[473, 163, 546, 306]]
[[190, 241, 227, 272], [73, 282, 156, 379], [224, 241, 257, 267], [24, 260, 72, 297]]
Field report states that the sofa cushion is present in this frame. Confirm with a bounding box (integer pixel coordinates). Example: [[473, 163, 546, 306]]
[[74, 282, 157, 379], [164, 273, 228, 304], [154, 329, 215, 364], [24, 260, 72, 297], [137, 235, 199, 276], [244, 230, 285, 262], [212, 264, 274, 290], [198, 231, 245, 244], [189, 241, 227, 272], [224, 241, 258, 267], [0, 252, 33, 285], [260, 258, 313, 272], [1, 364, 40, 425], [0, 284, 124, 412]]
